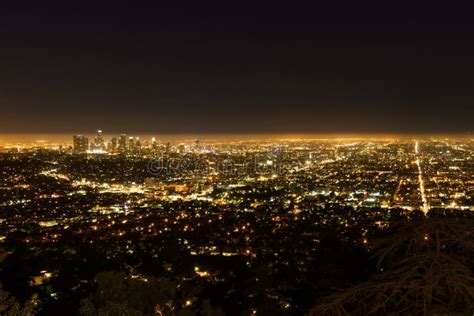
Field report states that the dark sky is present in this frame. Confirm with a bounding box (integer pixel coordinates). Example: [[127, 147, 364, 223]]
[[0, 3, 473, 134]]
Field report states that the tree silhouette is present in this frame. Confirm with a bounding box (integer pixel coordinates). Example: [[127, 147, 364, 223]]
[[311, 218, 474, 315]]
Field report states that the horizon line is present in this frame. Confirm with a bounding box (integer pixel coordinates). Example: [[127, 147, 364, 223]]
[[0, 131, 472, 136]]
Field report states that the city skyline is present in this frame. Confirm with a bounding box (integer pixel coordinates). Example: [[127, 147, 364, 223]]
[[1, 131, 473, 149]]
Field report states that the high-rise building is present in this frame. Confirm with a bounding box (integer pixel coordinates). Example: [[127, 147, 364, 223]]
[[94, 129, 105, 150], [119, 134, 127, 151], [73, 135, 89, 153], [135, 137, 141, 150], [128, 137, 135, 151], [194, 139, 201, 151], [109, 137, 117, 151]]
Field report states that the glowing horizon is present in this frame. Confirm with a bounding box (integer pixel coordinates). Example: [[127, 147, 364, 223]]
[[0, 132, 472, 149]]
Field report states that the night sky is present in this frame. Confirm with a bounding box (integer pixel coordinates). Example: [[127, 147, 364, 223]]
[[0, 4, 473, 134]]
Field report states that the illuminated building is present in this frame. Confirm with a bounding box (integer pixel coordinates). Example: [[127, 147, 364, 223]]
[[135, 137, 142, 150], [73, 135, 89, 153], [109, 137, 117, 151], [94, 129, 106, 150], [119, 134, 127, 151], [129, 137, 135, 151], [194, 139, 201, 151]]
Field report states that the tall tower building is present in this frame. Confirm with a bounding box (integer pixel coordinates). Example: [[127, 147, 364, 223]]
[[94, 129, 105, 150], [109, 137, 117, 151], [135, 137, 141, 150], [128, 137, 135, 151], [73, 135, 89, 153], [194, 139, 201, 152], [119, 134, 127, 151]]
